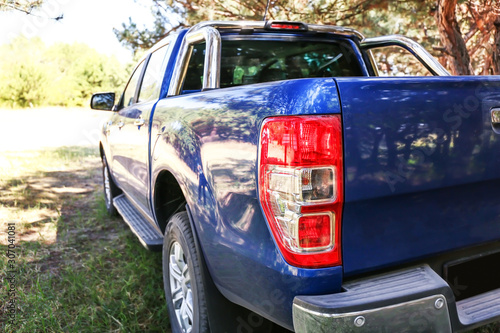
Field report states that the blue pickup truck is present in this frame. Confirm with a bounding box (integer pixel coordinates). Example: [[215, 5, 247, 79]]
[[91, 21, 500, 332]]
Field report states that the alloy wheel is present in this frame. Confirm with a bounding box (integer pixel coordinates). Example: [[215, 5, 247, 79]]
[[169, 241, 193, 333]]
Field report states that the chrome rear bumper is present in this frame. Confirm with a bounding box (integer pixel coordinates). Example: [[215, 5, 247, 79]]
[[293, 265, 500, 332]]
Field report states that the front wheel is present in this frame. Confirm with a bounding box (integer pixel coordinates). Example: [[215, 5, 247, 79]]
[[163, 212, 209, 333]]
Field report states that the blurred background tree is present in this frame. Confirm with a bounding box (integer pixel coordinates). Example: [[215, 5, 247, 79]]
[[2, 0, 498, 108], [0, 0, 43, 14], [115, 0, 500, 75], [0, 37, 127, 108], [0, 37, 47, 108]]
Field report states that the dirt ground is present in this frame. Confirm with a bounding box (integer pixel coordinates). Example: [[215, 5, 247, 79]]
[[0, 107, 108, 245], [0, 148, 102, 246], [0, 146, 169, 332]]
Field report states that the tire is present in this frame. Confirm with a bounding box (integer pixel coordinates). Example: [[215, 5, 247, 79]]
[[102, 155, 120, 216], [163, 212, 209, 333]]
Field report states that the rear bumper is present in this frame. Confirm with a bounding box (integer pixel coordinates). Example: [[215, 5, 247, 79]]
[[292, 265, 500, 332]]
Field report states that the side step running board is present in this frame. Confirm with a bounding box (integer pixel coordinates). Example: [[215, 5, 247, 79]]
[[113, 194, 163, 250]]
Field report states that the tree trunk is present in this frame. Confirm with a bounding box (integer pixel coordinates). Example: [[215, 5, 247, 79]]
[[493, 17, 500, 75], [436, 0, 472, 75]]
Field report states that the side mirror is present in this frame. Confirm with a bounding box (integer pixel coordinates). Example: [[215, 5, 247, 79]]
[[90, 92, 116, 111]]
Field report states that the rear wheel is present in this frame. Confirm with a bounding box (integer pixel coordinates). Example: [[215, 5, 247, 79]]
[[163, 212, 209, 333], [102, 155, 120, 216]]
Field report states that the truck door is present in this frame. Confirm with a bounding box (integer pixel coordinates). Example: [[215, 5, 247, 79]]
[[124, 43, 171, 215], [108, 60, 146, 189]]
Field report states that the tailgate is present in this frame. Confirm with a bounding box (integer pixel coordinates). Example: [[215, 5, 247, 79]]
[[336, 77, 500, 276]]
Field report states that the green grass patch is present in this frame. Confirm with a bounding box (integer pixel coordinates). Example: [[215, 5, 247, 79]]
[[0, 147, 169, 332], [1, 146, 498, 333]]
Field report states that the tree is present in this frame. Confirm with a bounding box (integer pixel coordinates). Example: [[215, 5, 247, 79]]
[[0, 37, 128, 108], [0, 0, 43, 14], [493, 15, 500, 74], [0, 62, 47, 107], [460, 0, 500, 75], [115, 0, 500, 75], [43, 42, 128, 107], [114, 1, 185, 54], [0, 36, 47, 107], [0, 0, 63, 20], [115, 0, 381, 52], [437, 0, 472, 75]]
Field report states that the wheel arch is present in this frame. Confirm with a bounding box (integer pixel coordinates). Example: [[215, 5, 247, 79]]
[[99, 142, 105, 160], [161, 183, 277, 333], [153, 169, 187, 234]]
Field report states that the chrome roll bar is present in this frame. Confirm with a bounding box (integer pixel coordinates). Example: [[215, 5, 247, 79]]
[[361, 35, 450, 76], [168, 26, 221, 96]]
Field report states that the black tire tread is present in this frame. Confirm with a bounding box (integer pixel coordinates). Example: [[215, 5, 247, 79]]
[[102, 155, 120, 216], [164, 212, 209, 333]]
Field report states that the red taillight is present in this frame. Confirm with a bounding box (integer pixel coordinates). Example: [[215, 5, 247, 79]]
[[259, 115, 343, 268], [298, 214, 332, 249], [265, 21, 308, 32], [270, 23, 301, 30]]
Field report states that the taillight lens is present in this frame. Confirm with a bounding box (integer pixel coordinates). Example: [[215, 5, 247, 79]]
[[270, 23, 301, 30], [259, 115, 343, 268], [265, 21, 308, 32]]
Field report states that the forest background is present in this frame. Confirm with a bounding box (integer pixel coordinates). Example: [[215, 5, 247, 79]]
[[1, 0, 499, 108]]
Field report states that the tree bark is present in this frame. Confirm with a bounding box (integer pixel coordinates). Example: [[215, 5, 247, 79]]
[[436, 0, 472, 75], [493, 17, 500, 75]]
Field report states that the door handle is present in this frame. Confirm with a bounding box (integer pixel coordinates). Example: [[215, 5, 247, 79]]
[[106, 121, 113, 134], [134, 118, 146, 127], [491, 108, 500, 134], [117, 121, 125, 129]]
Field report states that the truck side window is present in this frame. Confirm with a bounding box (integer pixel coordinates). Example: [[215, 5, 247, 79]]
[[122, 60, 146, 108], [182, 43, 206, 94], [138, 44, 170, 103]]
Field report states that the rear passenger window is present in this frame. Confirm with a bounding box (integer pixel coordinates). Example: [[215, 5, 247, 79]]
[[138, 44, 170, 103], [182, 43, 206, 93]]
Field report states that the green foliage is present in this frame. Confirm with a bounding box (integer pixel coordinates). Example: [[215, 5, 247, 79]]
[[0, 37, 47, 108], [114, 5, 185, 54], [0, 37, 128, 108], [0, 62, 47, 108], [115, 0, 442, 59], [115, 0, 500, 75], [43, 43, 127, 106]]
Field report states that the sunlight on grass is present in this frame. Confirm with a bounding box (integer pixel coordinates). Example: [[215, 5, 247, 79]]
[[0, 147, 169, 332], [0, 147, 99, 246], [2, 148, 497, 333]]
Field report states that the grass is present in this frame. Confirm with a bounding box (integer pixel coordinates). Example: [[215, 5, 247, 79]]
[[0, 147, 169, 332], [0, 146, 498, 333]]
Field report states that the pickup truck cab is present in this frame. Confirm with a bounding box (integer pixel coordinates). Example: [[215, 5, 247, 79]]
[[91, 20, 500, 332]]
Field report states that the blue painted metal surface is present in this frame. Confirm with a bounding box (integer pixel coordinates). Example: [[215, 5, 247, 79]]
[[337, 76, 500, 275], [147, 30, 187, 213], [150, 78, 343, 328], [100, 25, 500, 329]]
